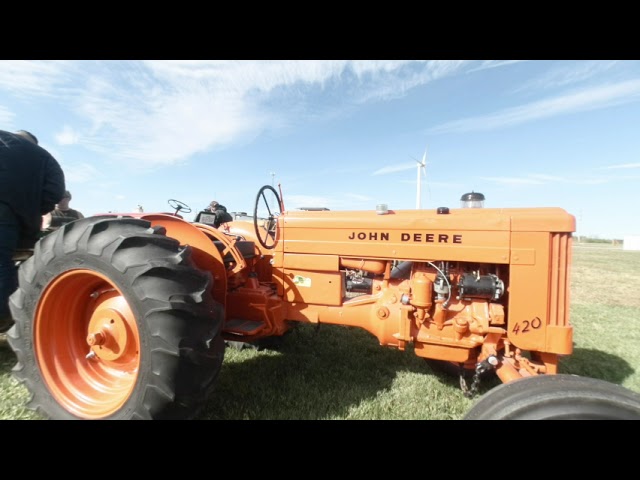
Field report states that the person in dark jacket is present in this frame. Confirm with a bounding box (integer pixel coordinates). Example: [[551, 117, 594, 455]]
[[194, 200, 233, 228], [0, 130, 66, 332]]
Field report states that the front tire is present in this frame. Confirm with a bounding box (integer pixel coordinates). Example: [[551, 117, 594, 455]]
[[7, 217, 225, 420], [464, 374, 640, 420]]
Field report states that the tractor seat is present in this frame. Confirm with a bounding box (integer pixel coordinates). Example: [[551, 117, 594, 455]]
[[212, 240, 256, 262]]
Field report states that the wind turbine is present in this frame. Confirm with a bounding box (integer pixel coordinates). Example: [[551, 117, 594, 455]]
[[416, 149, 427, 209]]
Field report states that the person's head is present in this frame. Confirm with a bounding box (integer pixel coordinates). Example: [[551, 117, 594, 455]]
[[209, 200, 219, 211], [15, 130, 38, 145], [57, 190, 72, 210]]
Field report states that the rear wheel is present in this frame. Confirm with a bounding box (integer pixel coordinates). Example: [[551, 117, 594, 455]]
[[7, 216, 225, 420], [464, 374, 640, 420]]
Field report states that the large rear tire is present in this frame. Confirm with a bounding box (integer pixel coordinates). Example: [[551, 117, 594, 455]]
[[7, 217, 225, 420], [464, 374, 640, 420]]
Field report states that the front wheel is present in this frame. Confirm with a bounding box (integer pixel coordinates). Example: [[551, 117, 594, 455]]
[[7, 216, 225, 420], [464, 374, 640, 420]]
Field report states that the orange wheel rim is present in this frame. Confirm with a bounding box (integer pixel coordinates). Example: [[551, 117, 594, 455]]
[[35, 269, 141, 419]]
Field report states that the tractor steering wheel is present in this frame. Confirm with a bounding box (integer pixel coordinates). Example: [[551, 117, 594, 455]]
[[253, 185, 282, 250], [168, 199, 192, 216]]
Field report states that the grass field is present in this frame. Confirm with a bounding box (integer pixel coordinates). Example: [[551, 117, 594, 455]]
[[1, 243, 638, 420]]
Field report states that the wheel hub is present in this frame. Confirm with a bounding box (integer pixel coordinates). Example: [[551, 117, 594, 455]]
[[87, 303, 130, 361], [34, 269, 141, 419]]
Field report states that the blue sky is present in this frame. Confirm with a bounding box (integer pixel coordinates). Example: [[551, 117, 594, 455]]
[[1, 60, 639, 238]]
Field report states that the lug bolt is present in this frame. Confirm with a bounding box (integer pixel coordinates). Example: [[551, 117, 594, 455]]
[[87, 331, 105, 346]]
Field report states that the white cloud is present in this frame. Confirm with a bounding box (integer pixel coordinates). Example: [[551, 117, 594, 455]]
[[372, 162, 416, 175], [67, 60, 478, 169], [0, 60, 74, 96], [574, 178, 611, 185], [482, 173, 612, 186], [525, 173, 612, 185], [55, 125, 81, 145], [600, 163, 640, 170], [481, 176, 545, 185], [429, 181, 464, 188], [0, 104, 14, 124], [528, 173, 567, 182], [285, 194, 335, 209], [353, 61, 470, 103], [286, 192, 376, 210], [60, 162, 102, 183], [467, 60, 525, 73], [0, 60, 496, 170], [514, 61, 620, 93], [145, 60, 348, 95], [430, 79, 640, 134], [143, 60, 466, 100], [399, 179, 464, 188], [344, 193, 374, 202]]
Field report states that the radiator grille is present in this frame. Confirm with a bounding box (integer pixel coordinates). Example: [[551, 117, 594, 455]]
[[549, 233, 572, 327]]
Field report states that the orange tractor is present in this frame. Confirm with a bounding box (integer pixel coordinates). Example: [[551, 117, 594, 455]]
[[7, 185, 640, 419]]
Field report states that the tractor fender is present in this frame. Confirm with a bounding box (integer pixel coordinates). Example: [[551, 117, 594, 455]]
[[139, 214, 228, 307]]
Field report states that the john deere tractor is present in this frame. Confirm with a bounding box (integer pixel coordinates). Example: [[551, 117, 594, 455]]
[[6, 185, 640, 419]]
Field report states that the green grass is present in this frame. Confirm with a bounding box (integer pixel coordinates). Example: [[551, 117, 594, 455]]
[[200, 326, 475, 420], [0, 340, 41, 420], [1, 244, 639, 420]]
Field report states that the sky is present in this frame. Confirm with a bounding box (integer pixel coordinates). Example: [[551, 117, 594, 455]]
[[1, 59, 639, 239]]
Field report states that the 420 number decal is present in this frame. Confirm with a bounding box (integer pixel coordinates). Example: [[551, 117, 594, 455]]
[[512, 317, 542, 334]]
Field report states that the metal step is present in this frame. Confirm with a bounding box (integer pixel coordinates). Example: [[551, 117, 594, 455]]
[[224, 318, 265, 335]]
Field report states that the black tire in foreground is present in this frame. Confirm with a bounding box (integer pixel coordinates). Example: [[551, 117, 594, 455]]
[[464, 374, 640, 420], [7, 216, 225, 420]]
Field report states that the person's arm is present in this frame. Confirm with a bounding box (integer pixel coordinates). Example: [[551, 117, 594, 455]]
[[40, 152, 66, 214], [77, 211, 85, 219]]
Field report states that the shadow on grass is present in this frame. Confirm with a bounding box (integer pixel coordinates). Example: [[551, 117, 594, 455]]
[[198, 324, 466, 420], [2, 324, 464, 420], [8, 328, 627, 420], [560, 347, 635, 384], [0, 335, 16, 376]]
